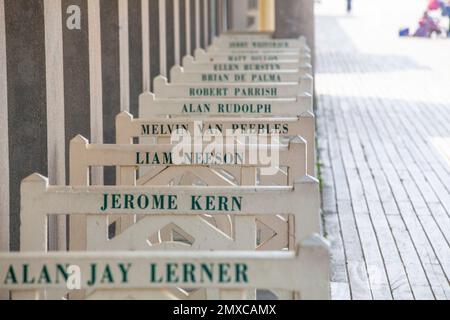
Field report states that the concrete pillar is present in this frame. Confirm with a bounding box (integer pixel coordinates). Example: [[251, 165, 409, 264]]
[[0, 0, 9, 258], [100, 0, 120, 185], [128, 0, 143, 116], [62, 0, 91, 186], [149, 0, 160, 87], [4, 0, 48, 251], [275, 0, 314, 52], [179, 0, 187, 58], [210, 0, 217, 40], [203, 0, 209, 47], [215, 0, 222, 35], [199, 0, 205, 47], [166, 0, 175, 77], [190, 0, 196, 53]]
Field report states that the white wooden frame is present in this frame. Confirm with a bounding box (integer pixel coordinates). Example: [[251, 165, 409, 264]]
[[14, 173, 326, 299], [117, 112, 316, 177], [168, 65, 313, 93], [70, 135, 307, 187], [154, 75, 312, 98], [1, 234, 330, 300], [211, 36, 309, 50], [139, 91, 313, 116], [181, 55, 312, 74], [69, 135, 307, 257], [193, 48, 308, 63]]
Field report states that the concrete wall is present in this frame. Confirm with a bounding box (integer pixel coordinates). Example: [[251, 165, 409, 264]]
[[275, 0, 314, 53]]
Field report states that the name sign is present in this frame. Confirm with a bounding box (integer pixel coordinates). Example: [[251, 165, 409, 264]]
[[194, 48, 309, 63], [170, 66, 312, 84], [0, 251, 306, 291], [212, 39, 307, 50], [153, 77, 306, 99], [138, 95, 311, 118], [0, 258, 252, 288]]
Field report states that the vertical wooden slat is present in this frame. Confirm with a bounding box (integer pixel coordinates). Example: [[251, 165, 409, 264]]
[[5, 0, 48, 252], [44, 0, 66, 251], [173, 0, 180, 65], [141, 0, 150, 92], [128, 0, 143, 115], [88, 0, 104, 185], [0, 0, 9, 258], [149, 0, 160, 88], [158, 0, 166, 76]]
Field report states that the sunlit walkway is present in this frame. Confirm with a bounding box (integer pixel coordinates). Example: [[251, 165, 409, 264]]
[[316, 0, 450, 299]]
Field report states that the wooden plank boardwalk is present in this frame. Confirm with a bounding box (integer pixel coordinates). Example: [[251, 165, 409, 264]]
[[315, 0, 450, 300]]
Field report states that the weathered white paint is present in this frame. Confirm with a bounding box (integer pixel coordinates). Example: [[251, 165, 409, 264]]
[[159, 0, 167, 76], [44, 0, 66, 251], [174, 0, 180, 65], [142, 0, 150, 91], [87, 1, 103, 183], [1, 234, 330, 300], [119, 0, 130, 112]]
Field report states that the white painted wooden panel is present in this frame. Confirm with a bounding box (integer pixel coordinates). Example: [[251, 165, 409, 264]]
[[139, 92, 312, 116], [1, 234, 330, 300]]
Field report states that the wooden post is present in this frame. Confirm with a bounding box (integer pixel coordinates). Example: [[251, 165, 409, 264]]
[[88, 0, 104, 185], [44, 0, 66, 251]]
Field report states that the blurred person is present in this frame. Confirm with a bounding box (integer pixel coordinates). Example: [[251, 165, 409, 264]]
[[428, 0, 442, 10], [414, 11, 442, 37], [347, 0, 352, 13], [441, 0, 450, 36]]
